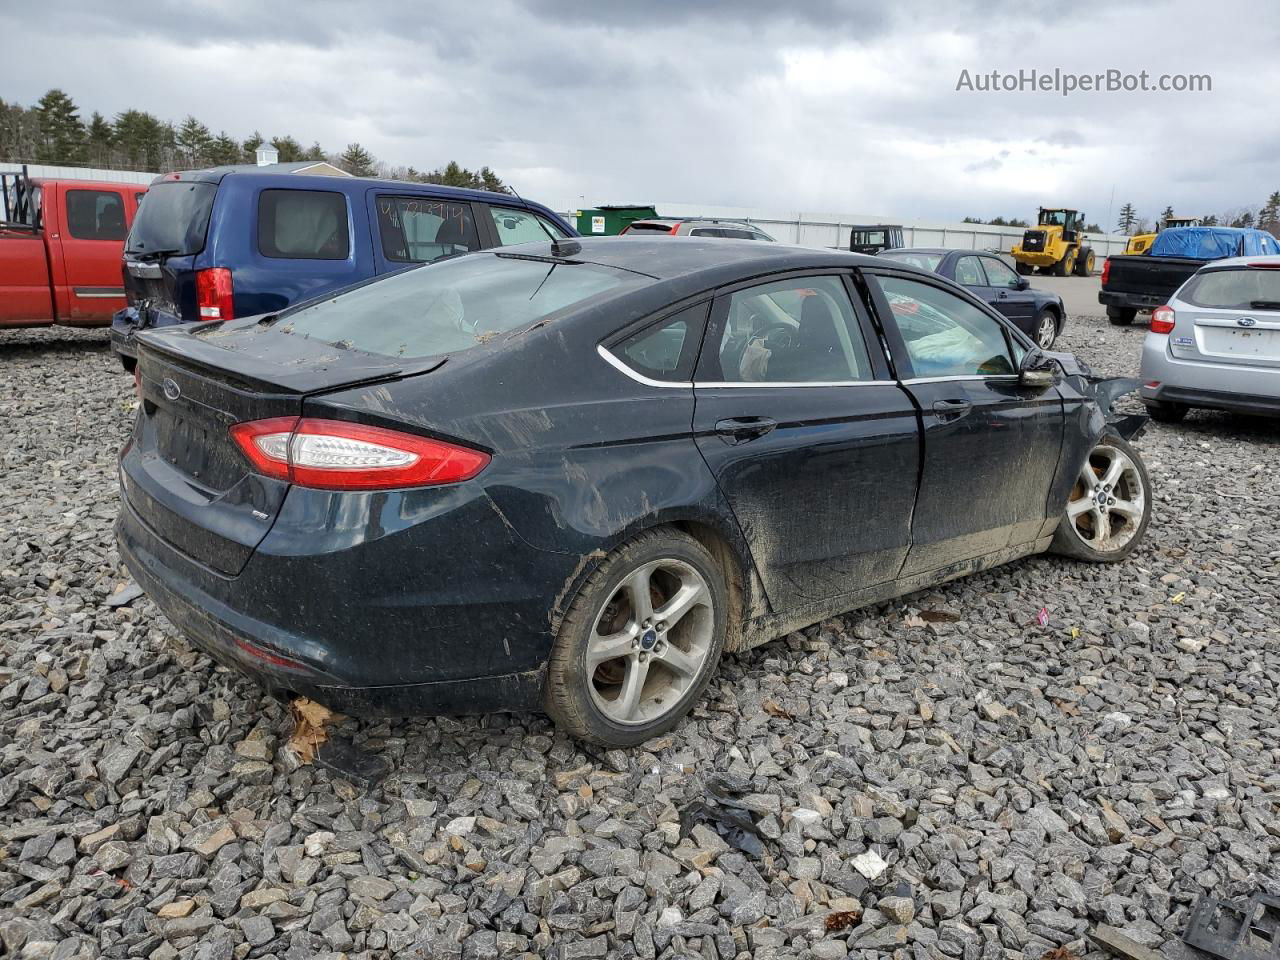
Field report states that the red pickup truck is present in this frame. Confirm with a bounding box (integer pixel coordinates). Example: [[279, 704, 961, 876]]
[[1, 168, 147, 329]]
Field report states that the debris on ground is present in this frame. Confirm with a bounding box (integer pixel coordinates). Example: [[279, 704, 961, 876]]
[[104, 580, 144, 608], [1182, 893, 1280, 960], [287, 697, 337, 763], [313, 736, 391, 788], [824, 910, 860, 932], [1090, 924, 1168, 960]]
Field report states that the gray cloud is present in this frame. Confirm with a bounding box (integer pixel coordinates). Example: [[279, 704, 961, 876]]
[[2, 0, 1277, 226]]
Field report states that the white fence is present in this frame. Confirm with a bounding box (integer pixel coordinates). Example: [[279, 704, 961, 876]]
[[634, 200, 1133, 258], [0, 162, 158, 185]]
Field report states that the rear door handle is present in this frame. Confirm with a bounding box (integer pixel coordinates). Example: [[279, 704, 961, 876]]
[[932, 398, 973, 423], [714, 417, 777, 444]]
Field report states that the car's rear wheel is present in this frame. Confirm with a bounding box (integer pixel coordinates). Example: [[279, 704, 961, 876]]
[[1076, 250, 1096, 276], [1144, 399, 1189, 423], [1034, 308, 1058, 349], [1106, 305, 1136, 325], [1054, 250, 1076, 277], [545, 529, 728, 746], [1051, 434, 1151, 562]]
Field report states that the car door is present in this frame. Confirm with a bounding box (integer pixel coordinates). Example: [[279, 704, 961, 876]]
[[864, 270, 1064, 575], [981, 255, 1037, 327], [692, 271, 921, 613], [54, 184, 130, 321]]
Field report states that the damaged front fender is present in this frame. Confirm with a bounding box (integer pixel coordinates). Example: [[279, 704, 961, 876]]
[[1048, 350, 1148, 441]]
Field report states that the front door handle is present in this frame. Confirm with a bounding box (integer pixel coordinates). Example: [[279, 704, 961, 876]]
[[714, 416, 777, 444], [997, 290, 1009, 299], [932, 398, 973, 423]]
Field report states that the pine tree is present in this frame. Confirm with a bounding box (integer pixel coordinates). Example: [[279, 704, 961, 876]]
[[270, 135, 303, 162], [303, 141, 326, 161], [85, 111, 114, 165], [1116, 203, 1138, 234], [113, 109, 168, 169], [1160, 205, 1174, 225], [1232, 211, 1255, 228], [340, 142, 376, 177], [35, 89, 85, 163], [175, 115, 213, 166], [1201, 214, 1218, 226], [1259, 191, 1280, 230], [477, 166, 507, 194], [241, 131, 264, 163], [208, 132, 242, 166]]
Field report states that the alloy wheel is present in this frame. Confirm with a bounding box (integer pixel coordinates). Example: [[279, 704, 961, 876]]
[[586, 559, 715, 725], [1066, 443, 1146, 552], [1036, 313, 1057, 349]]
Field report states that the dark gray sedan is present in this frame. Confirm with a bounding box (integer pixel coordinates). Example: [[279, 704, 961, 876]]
[[879, 248, 1067, 349]]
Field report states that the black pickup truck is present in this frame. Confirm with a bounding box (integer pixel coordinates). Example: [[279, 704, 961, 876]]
[[1099, 227, 1280, 325]]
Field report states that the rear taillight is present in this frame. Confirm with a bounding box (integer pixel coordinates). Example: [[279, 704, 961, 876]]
[[229, 417, 490, 490], [1100, 258, 1111, 286], [1150, 305, 1176, 334], [196, 267, 234, 321]]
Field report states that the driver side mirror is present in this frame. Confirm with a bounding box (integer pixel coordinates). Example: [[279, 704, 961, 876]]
[[1018, 347, 1059, 389], [1014, 277, 1030, 291]]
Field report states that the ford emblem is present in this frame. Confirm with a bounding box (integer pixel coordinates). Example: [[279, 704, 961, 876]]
[[1237, 317, 1257, 327], [162, 377, 181, 401]]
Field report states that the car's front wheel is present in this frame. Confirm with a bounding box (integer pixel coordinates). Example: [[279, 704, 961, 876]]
[[545, 529, 729, 746], [1107, 305, 1136, 326], [1034, 308, 1058, 349], [1051, 433, 1151, 562]]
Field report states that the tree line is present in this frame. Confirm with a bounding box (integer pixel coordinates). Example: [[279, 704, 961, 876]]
[[1116, 198, 1280, 237], [964, 215, 1105, 231], [0, 89, 510, 192]]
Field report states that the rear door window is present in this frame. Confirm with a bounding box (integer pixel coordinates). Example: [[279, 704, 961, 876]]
[[953, 256, 987, 287], [258, 189, 350, 260], [126, 180, 215, 256], [488, 207, 568, 245], [610, 303, 707, 382], [66, 189, 127, 241], [375, 196, 479, 263]]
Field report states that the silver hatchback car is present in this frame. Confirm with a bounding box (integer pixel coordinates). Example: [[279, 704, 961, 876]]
[[1139, 255, 1280, 421]]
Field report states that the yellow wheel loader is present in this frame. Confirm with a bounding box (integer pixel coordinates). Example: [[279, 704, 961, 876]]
[[1011, 208, 1096, 276], [1124, 216, 1201, 255]]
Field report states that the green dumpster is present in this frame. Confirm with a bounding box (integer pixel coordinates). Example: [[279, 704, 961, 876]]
[[574, 205, 659, 236]]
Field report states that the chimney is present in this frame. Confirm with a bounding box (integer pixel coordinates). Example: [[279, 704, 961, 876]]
[[256, 145, 279, 167]]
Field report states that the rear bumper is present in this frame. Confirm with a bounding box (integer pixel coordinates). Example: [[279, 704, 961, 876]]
[[1139, 335, 1280, 415], [1099, 289, 1166, 311], [116, 481, 572, 717]]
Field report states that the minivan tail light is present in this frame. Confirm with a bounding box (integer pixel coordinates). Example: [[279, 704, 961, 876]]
[[1101, 258, 1111, 286], [1150, 305, 1176, 334], [196, 267, 234, 321], [229, 417, 490, 490]]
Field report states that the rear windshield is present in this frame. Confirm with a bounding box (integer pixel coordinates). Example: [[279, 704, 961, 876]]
[[274, 252, 642, 359], [879, 251, 943, 272], [126, 180, 216, 256], [1181, 267, 1280, 310]]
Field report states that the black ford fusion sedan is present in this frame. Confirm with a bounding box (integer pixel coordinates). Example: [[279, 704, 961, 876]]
[[118, 237, 1151, 747]]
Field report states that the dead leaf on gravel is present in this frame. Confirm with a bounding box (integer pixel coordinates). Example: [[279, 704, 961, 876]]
[[288, 698, 338, 764], [919, 609, 961, 623], [825, 910, 860, 931], [1040, 948, 1077, 960], [763, 698, 792, 720]]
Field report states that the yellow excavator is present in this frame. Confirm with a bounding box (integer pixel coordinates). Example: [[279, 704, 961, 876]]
[[1124, 216, 1202, 255], [1010, 208, 1096, 276]]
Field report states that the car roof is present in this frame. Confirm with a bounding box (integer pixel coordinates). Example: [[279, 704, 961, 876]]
[[881, 247, 954, 255], [520, 236, 886, 282], [630, 218, 763, 228], [1196, 254, 1280, 270], [149, 167, 550, 210]]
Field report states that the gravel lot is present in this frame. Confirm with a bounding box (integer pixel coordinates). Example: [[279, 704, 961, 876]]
[[2, 312, 1278, 960]]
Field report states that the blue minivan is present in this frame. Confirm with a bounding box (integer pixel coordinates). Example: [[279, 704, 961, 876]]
[[111, 168, 575, 368]]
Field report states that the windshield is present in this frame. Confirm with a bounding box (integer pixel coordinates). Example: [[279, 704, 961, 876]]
[[126, 180, 216, 255], [273, 252, 643, 359], [879, 251, 943, 272], [1040, 210, 1069, 227], [1181, 268, 1280, 310]]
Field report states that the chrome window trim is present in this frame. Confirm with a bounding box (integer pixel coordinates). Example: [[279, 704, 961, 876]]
[[696, 379, 898, 388], [597, 344, 689, 388], [901, 374, 1019, 385]]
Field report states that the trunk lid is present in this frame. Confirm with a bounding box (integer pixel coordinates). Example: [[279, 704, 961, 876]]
[[123, 321, 439, 575], [1170, 267, 1280, 368]]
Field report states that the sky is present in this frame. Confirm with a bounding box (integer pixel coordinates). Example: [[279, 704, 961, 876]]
[[3, 0, 1279, 231]]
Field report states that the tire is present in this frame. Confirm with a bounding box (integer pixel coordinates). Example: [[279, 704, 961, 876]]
[[119, 355, 137, 374], [1106, 305, 1136, 326], [1033, 308, 1058, 350], [1051, 433, 1152, 563], [1144, 399, 1189, 423], [545, 528, 729, 746], [1053, 249, 1075, 277], [1075, 249, 1095, 276], [1015, 261, 1033, 276]]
